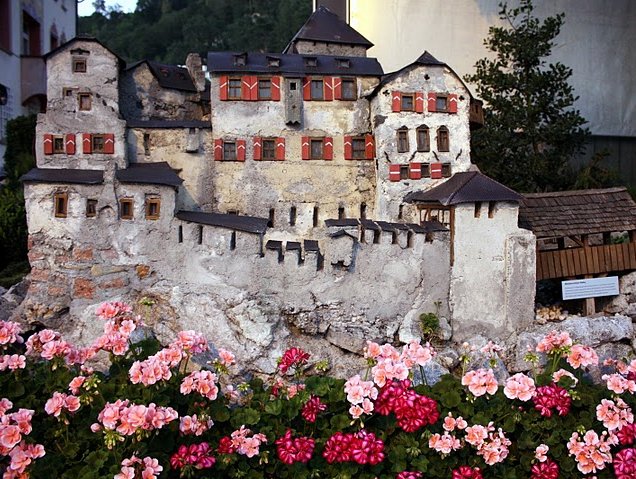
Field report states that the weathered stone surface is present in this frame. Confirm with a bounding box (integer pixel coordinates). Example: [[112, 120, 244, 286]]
[[412, 360, 450, 386], [605, 271, 636, 317]]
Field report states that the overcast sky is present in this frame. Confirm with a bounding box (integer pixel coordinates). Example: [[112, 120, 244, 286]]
[[78, 0, 138, 17]]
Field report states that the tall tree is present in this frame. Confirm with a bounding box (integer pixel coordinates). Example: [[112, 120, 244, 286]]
[[465, 0, 588, 192]]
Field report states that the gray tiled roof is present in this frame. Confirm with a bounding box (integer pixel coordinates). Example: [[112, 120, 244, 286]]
[[21, 168, 104, 185]]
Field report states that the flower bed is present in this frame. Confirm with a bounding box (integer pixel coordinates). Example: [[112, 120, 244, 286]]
[[1, 302, 636, 478]]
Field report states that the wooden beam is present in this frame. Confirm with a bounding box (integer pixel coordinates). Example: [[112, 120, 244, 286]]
[[583, 274, 595, 316]]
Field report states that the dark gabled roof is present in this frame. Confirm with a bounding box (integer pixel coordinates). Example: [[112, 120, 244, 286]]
[[324, 218, 447, 233], [519, 187, 636, 239], [413, 51, 445, 66], [283, 6, 373, 53], [127, 60, 197, 92], [43, 35, 125, 67], [207, 51, 382, 76], [404, 171, 522, 206], [126, 120, 211, 129], [176, 211, 269, 234], [21, 168, 104, 185], [304, 239, 320, 251], [115, 162, 183, 187]]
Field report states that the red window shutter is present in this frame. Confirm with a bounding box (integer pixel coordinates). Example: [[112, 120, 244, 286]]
[[253, 137, 262, 160], [448, 93, 458, 113], [323, 137, 333, 160], [324, 76, 334, 101], [241, 76, 251, 101], [65, 134, 76, 154], [214, 139, 223, 161], [343, 135, 353, 160], [392, 91, 402, 112], [82, 133, 92, 154], [104, 133, 115, 154], [428, 92, 437, 112], [301, 136, 310, 160], [431, 162, 443, 179], [415, 92, 425, 113], [236, 139, 246, 161], [409, 162, 422, 180], [250, 76, 258, 101], [43, 134, 53, 155], [365, 134, 375, 159], [271, 76, 281, 101], [334, 78, 342, 100], [275, 137, 285, 160], [389, 164, 401, 182], [303, 78, 311, 101], [219, 75, 229, 101]]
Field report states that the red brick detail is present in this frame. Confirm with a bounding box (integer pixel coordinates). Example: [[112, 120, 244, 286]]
[[99, 277, 128, 289], [73, 278, 95, 299], [72, 247, 93, 261], [30, 268, 50, 282], [47, 285, 69, 297]]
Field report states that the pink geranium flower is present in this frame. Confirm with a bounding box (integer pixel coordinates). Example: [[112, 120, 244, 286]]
[[567, 344, 599, 369], [503, 373, 535, 401], [462, 368, 498, 397]]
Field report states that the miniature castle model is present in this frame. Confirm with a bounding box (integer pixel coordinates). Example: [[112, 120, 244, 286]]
[[21, 8, 535, 374]]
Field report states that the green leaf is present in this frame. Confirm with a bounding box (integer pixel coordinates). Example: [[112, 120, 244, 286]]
[[264, 399, 283, 416]]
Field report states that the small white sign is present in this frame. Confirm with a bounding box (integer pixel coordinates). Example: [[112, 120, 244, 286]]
[[562, 277, 620, 300]]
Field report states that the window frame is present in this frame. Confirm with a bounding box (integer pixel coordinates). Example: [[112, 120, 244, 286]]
[[257, 78, 272, 100], [228, 77, 242, 100], [435, 94, 449, 112], [92, 134, 106, 153], [416, 126, 430, 152], [340, 78, 357, 100], [54, 192, 68, 218], [261, 138, 276, 160], [119, 198, 134, 220], [352, 138, 366, 159], [145, 197, 161, 220], [86, 199, 97, 218], [397, 128, 409, 153], [78, 92, 91, 111], [223, 141, 237, 161], [437, 126, 450, 152], [399, 165, 409, 180], [400, 93, 414, 111], [310, 79, 324, 100], [310, 139, 324, 160], [72, 57, 86, 73], [53, 135, 65, 154]]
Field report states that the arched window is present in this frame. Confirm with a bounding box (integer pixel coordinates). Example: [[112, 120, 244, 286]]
[[416, 125, 430, 152], [396, 127, 409, 153], [437, 126, 449, 152]]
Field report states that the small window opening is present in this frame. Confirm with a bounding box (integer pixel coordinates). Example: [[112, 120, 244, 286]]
[[145, 197, 161, 220], [400, 165, 409, 180], [72, 57, 86, 73], [341, 78, 356, 100], [437, 126, 450, 152], [230, 231, 236, 250], [178, 225, 183, 243], [474, 201, 482, 218], [304, 57, 317, 67], [63, 87, 75, 97], [119, 198, 134, 220], [262, 139, 276, 160], [488, 201, 496, 218], [310, 79, 324, 100], [258, 79, 272, 100], [360, 203, 367, 219], [442, 163, 452, 177], [227, 210, 239, 215], [223, 141, 237, 161], [401, 94, 414, 111], [373, 230, 380, 244], [416, 126, 430, 152], [143, 133, 150, 156], [228, 78, 242, 99], [338, 206, 345, 220], [313, 206, 319, 227], [54, 192, 68, 218], [268, 208, 275, 228], [352, 138, 365, 159], [337, 58, 350, 68], [398, 204, 404, 220], [391, 231, 398, 244], [436, 95, 448, 112], [289, 206, 297, 226], [86, 199, 97, 217], [407, 231, 413, 248], [397, 128, 409, 153], [92, 134, 105, 153], [53, 136, 64, 153], [317, 252, 324, 271], [289, 81, 297, 91], [78, 93, 91, 111], [425, 232, 434, 243], [197, 225, 203, 245], [310, 139, 323, 160]]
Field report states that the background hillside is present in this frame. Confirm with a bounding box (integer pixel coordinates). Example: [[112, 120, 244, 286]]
[[79, 0, 312, 64]]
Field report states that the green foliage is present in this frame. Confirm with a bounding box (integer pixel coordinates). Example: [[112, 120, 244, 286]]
[[465, 0, 589, 192], [0, 115, 36, 274], [78, 0, 312, 64]]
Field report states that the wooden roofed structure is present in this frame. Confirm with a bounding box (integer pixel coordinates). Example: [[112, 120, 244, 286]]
[[519, 187, 636, 282]]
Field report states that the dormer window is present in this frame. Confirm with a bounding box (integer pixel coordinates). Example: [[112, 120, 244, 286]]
[[233, 53, 247, 66], [336, 58, 350, 69], [267, 56, 280, 67], [304, 56, 317, 67], [72, 57, 86, 73]]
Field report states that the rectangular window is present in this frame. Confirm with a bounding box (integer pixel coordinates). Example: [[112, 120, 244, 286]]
[[437, 127, 449, 152], [54, 192, 68, 218], [416, 127, 430, 152], [143, 133, 150, 156], [311, 80, 324, 100], [313, 206, 319, 227], [223, 142, 237, 161], [436, 95, 448, 112], [86, 199, 97, 217], [401, 94, 414, 111], [352, 138, 365, 159], [119, 199, 134, 220], [145, 197, 161, 220], [442, 163, 452, 177], [341, 79, 356, 100], [53, 135, 64, 153], [228, 78, 241, 99], [63, 87, 75, 97], [289, 206, 297, 226], [310, 139, 323, 159], [258, 79, 271, 99], [72, 57, 86, 73], [400, 165, 409, 180], [78, 93, 91, 111], [397, 129, 409, 153], [262, 139, 276, 160], [92, 134, 105, 153]]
